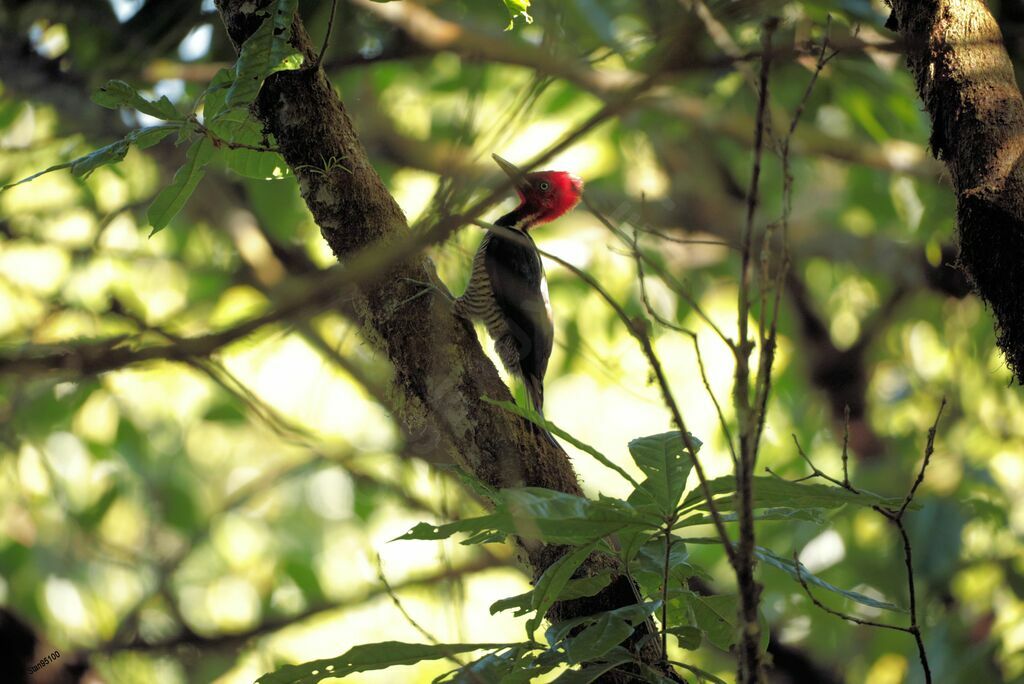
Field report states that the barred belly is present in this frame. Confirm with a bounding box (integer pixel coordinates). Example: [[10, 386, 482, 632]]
[[453, 233, 522, 375]]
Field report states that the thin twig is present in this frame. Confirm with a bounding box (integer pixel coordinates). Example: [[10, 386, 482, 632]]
[[690, 333, 739, 468], [376, 556, 445, 647], [193, 118, 280, 153], [897, 397, 946, 519], [790, 434, 852, 492], [535, 247, 737, 567], [793, 553, 914, 633], [315, 0, 339, 68], [584, 196, 735, 350], [732, 20, 776, 684], [841, 405, 854, 490], [751, 22, 835, 456], [886, 515, 931, 683], [661, 522, 672, 656], [792, 398, 944, 684]]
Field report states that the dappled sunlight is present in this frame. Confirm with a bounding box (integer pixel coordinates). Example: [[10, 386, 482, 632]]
[[0, 0, 1021, 682]]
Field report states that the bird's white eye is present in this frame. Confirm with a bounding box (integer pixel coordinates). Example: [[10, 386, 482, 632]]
[[539, 181, 550, 191]]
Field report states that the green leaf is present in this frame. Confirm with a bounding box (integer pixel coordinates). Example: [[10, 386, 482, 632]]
[[201, 67, 234, 121], [677, 506, 827, 527], [132, 125, 178, 150], [490, 571, 614, 616], [92, 79, 182, 120], [162, 474, 202, 532], [503, 0, 533, 30], [755, 546, 905, 612], [484, 398, 639, 487], [209, 110, 290, 180], [546, 602, 660, 647], [666, 626, 702, 650], [443, 646, 546, 683], [397, 487, 653, 546], [680, 475, 907, 514], [629, 535, 699, 601], [225, 0, 304, 111], [671, 661, 728, 684], [563, 611, 636, 665], [526, 541, 601, 638], [0, 125, 175, 190], [683, 593, 738, 652], [147, 135, 214, 234], [628, 431, 700, 515], [552, 654, 634, 683], [2, 160, 68, 190], [257, 642, 527, 684]]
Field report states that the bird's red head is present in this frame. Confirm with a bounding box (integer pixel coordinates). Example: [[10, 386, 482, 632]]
[[493, 154, 584, 229]]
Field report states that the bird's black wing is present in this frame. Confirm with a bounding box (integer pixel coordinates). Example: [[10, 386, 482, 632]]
[[484, 230, 554, 408]]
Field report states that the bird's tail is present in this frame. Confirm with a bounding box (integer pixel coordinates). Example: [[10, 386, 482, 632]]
[[526, 375, 563, 451]]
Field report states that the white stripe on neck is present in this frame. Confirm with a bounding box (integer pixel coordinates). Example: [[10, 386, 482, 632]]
[[509, 212, 539, 232]]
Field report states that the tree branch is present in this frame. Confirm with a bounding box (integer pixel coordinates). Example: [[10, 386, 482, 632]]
[[352, 0, 941, 177]]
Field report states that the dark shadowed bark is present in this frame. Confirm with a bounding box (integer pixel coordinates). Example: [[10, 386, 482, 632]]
[[212, 1, 673, 680], [886, 0, 1024, 382]]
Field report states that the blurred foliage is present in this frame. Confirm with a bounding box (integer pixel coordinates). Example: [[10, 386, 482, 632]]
[[0, 0, 1022, 682]]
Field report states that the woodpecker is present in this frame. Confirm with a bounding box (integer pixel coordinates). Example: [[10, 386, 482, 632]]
[[454, 154, 583, 428]]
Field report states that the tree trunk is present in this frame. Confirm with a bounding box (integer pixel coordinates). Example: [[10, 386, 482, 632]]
[[212, 2, 673, 681], [886, 0, 1024, 382]]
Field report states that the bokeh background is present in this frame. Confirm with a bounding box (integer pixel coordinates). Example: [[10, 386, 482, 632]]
[[0, 0, 1021, 682]]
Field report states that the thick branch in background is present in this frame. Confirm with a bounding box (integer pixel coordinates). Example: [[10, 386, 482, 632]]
[[212, 2, 669, 680], [354, 0, 942, 178], [886, 0, 1024, 381]]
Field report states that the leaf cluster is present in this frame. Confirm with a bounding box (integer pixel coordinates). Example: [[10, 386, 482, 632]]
[[259, 412, 908, 683]]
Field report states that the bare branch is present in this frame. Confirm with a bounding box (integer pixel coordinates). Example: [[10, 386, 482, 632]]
[[793, 553, 915, 634], [535, 245, 737, 567]]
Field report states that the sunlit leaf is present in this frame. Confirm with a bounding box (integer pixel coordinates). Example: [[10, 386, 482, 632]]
[[257, 642, 528, 684], [92, 79, 182, 120], [755, 546, 905, 612], [224, 0, 304, 111], [680, 475, 908, 513], [672, 660, 728, 684], [397, 487, 653, 546], [503, 0, 533, 30], [3, 125, 178, 190], [147, 135, 214, 234], [209, 110, 290, 179], [666, 626, 702, 650], [628, 431, 700, 515], [526, 540, 601, 638]]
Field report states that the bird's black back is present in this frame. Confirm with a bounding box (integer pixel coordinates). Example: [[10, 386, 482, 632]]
[[483, 225, 553, 408]]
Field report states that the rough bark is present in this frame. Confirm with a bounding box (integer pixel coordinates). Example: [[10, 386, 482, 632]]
[[213, 2, 670, 681], [886, 0, 1024, 381]]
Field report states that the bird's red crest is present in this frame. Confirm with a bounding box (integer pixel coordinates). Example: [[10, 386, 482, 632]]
[[518, 171, 584, 226], [492, 154, 583, 229]]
